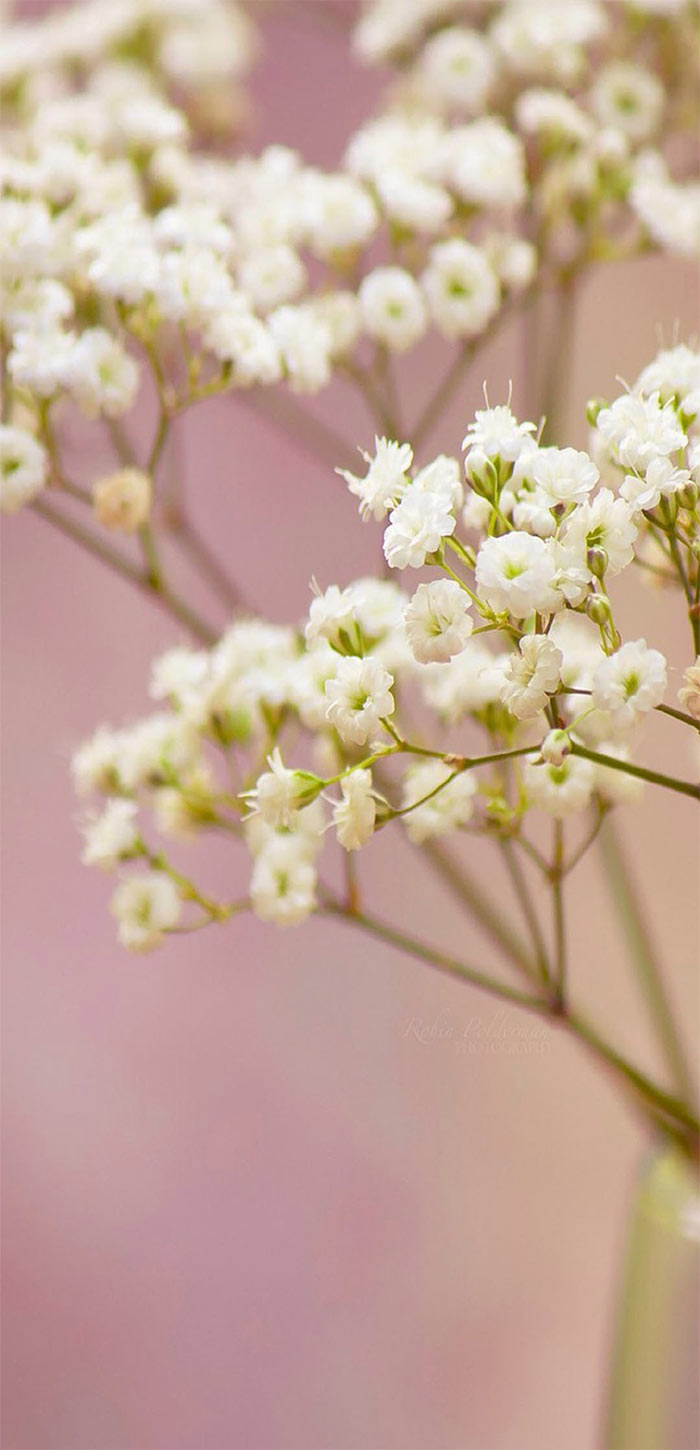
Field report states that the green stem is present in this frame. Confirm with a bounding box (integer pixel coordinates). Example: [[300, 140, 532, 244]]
[[499, 839, 551, 984], [32, 497, 217, 646], [598, 815, 695, 1109], [322, 902, 544, 1010], [569, 742, 700, 802], [552, 821, 566, 1004], [539, 274, 578, 445]]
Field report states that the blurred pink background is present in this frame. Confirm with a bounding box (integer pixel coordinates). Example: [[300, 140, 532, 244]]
[[2, 6, 699, 1448]]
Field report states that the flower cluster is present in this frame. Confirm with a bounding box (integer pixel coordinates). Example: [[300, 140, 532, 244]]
[[1, 0, 698, 523], [72, 342, 700, 947]]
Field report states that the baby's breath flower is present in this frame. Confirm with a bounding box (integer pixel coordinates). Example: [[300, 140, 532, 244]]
[[250, 835, 317, 927], [384, 487, 456, 571], [679, 659, 700, 720], [591, 639, 667, 726], [242, 748, 321, 829], [80, 798, 140, 870], [358, 267, 428, 353], [339, 438, 413, 522], [0, 424, 46, 513], [92, 468, 152, 533], [422, 239, 500, 340], [402, 760, 477, 843], [475, 532, 560, 618], [325, 656, 395, 745], [404, 579, 473, 663], [502, 635, 563, 720], [524, 755, 595, 817], [333, 769, 377, 851], [111, 871, 182, 952]]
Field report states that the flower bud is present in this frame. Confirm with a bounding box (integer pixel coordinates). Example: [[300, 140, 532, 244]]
[[677, 481, 699, 511], [93, 468, 152, 533], [586, 398, 607, 426], [586, 592, 612, 626], [586, 544, 608, 579], [540, 729, 571, 766]]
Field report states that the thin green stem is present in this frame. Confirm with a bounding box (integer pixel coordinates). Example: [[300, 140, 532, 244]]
[[499, 838, 551, 985], [539, 274, 578, 446], [552, 820, 566, 1004], [32, 497, 217, 645], [598, 814, 696, 1109], [569, 742, 700, 801], [322, 902, 544, 1010]]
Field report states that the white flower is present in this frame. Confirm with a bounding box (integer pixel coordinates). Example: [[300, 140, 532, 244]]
[[358, 266, 428, 353], [561, 488, 638, 578], [483, 234, 537, 292], [678, 658, 700, 720], [154, 248, 236, 326], [0, 425, 46, 512], [305, 583, 363, 654], [620, 456, 691, 512], [80, 798, 139, 870], [65, 328, 139, 418], [250, 835, 316, 926], [339, 437, 413, 522], [422, 239, 500, 340], [444, 119, 527, 208], [383, 488, 456, 570], [237, 243, 307, 311], [636, 345, 700, 412], [515, 88, 593, 144], [333, 769, 376, 850], [475, 532, 560, 618], [589, 62, 664, 144], [93, 467, 152, 533], [462, 404, 537, 463], [325, 656, 395, 744], [421, 641, 510, 720], [402, 760, 477, 843], [375, 169, 453, 235], [630, 171, 700, 259], [502, 635, 563, 719], [492, 0, 608, 83], [419, 25, 496, 114], [523, 755, 595, 817], [242, 748, 319, 829], [300, 172, 378, 258], [111, 872, 181, 952], [404, 579, 473, 663], [591, 639, 667, 726], [204, 308, 282, 386], [412, 454, 463, 511], [540, 729, 571, 766], [268, 304, 332, 392], [596, 392, 687, 472]]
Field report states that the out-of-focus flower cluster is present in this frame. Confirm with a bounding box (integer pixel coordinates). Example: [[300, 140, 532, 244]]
[[72, 344, 700, 948], [2, 0, 699, 520]]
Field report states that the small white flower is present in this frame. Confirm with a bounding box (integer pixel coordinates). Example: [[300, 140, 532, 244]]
[[92, 467, 152, 533], [422, 239, 500, 340], [404, 579, 473, 663], [540, 730, 571, 766], [636, 345, 700, 412], [111, 872, 181, 952], [237, 244, 306, 312], [305, 583, 362, 654], [242, 748, 319, 829], [679, 658, 700, 720], [462, 405, 537, 463], [595, 393, 687, 472], [475, 532, 560, 618], [80, 799, 139, 870], [402, 760, 477, 843], [412, 455, 464, 511], [620, 456, 691, 512], [383, 489, 456, 570], [445, 119, 527, 209], [589, 62, 664, 144], [561, 488, 638, 578], [333, 769, 376, 851], [250, 835, 317, 926], [502, 635, 563, 720], [339, 437, 413, 522], [591, 639, 667, 726], [65, 328, 139, 418], [268, 304, 332, 393], [524, 755, 595, 817], [325, 656, 395, 745], [358, 266, 428, 353], [0, 425, 46, 512], [419, 26, 497, 115], [421, 642, 510, 721]]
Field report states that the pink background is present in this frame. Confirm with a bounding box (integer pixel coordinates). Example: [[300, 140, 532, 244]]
[[2, 7, 699, 1448]]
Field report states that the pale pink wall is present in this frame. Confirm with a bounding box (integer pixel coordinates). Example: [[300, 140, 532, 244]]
[[2, 8, 699, 1449]]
